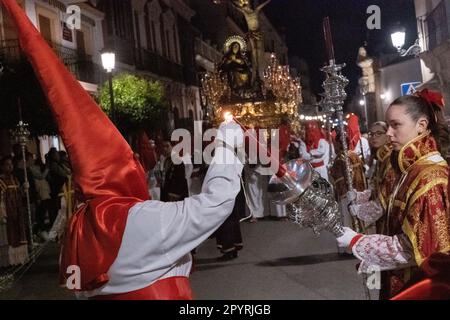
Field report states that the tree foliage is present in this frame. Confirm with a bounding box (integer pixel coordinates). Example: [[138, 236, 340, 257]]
[[99, 73, 168, 133]]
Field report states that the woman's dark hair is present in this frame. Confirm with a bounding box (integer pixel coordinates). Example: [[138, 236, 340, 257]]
[[370, 121, 388, 133], [47, 147, 59, 162], [390, 95, 450, 156]]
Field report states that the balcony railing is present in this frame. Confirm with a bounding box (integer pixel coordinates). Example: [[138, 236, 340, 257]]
[[423, 0, 450, 51], [194, 38, 222, 64], [74, 55, 106, 85], [105, 35, 136, 66], [0, 39, 101, 85], [137, 48, 184, 82], [0, 39, 21, 64]]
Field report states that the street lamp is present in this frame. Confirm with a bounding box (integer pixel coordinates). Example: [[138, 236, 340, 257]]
[[390, 27, 421, 57], [359, 93, 369, 131], [101, 49, 116, 123]]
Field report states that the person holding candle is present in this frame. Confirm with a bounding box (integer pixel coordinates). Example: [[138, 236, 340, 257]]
[[0, 0, 247, 299]]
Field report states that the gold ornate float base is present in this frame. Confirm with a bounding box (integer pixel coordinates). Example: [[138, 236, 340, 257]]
[[213, 100, 298, 129]]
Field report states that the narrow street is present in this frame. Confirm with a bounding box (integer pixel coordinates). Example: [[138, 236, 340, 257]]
[[0, 218, 372, 300]]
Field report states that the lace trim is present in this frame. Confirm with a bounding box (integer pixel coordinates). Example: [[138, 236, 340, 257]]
[[352, 234, 415, 273], [350, 200, 384, 224], [355, 190, 372, 204]]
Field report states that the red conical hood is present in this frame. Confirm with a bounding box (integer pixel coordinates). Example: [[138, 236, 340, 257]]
[[0, 0, 149, 291], [305, 121, 323, 152], [346, 113, 361, 151]]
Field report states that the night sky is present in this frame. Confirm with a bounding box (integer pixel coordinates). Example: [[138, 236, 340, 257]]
[[264, 0, 417, 99]]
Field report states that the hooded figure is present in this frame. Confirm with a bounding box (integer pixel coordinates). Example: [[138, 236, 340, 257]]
[[301, 121, 330, 181], [346, 113, 370, 164], [0, 0, 244, 299]]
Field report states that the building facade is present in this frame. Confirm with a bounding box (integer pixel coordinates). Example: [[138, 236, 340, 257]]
[[0, 0, 292, 157], [0, 0, 104, 156], [415, 0, 450, 115]]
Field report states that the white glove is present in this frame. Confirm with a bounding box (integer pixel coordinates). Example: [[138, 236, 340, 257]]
[[346, 190, 357, 203], [348, 204, 359, 217], [216, 120, 244, 149], [336, 227, 359, 251], [347, 189, 372, 205], [348, 200, 384, 224]]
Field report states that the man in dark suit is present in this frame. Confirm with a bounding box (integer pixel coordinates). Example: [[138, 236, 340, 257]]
[[160, 140, 189, 202]]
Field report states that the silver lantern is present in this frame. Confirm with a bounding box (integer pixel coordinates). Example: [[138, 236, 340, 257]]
[[268, 159, 344, 237]]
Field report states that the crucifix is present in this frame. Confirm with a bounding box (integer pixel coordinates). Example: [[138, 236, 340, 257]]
[[215, 0, 272, 83]]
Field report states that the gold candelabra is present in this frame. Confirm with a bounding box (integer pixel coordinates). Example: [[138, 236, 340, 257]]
[[201, 71, 230, 113], [201, 53, 302, 129], [263, 54, 302, 112]]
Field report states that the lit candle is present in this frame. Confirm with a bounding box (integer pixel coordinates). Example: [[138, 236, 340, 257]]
[[323, 17, 335, 63], [222, 113, 287, 178]]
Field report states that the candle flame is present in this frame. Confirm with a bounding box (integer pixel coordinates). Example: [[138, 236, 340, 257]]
[[223, 111, 233, 123]]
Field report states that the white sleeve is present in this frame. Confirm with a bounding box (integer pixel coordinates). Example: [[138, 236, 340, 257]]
[[352, 234, 416, 273], [363, 138, 371, 160], [322, 140, 330, 164], [299, 140, 311, 160], [309, 139, 327, 158], [182, 155, 193, 179], [126, 145, 243, 266]]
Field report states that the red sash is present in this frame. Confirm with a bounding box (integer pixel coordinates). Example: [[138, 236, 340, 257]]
[[311, 161, 325, 168], [90, 276, 193, 300]]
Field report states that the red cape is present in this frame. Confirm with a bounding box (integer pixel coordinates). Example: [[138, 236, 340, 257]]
[[391, 253, 450, 300]]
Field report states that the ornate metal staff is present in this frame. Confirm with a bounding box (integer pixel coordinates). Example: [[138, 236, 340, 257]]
[[321, 17, 370, 300], [12, 99, 34, 249], [320, 17, 363, 233]]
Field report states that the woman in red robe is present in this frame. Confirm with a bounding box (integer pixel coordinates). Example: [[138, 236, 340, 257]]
[[338, 91, 450, 299]]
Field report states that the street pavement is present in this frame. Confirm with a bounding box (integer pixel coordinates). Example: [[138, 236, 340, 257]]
[[0, 218, 374, 300], [191, 218, 372, 300]]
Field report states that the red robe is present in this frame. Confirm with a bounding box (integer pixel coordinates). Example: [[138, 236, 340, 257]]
[[378, 132, 450, 299], [0, 175, 27, 247], [137, 131, 157, 173], [391, 252, 450, 300], [278, 123, 291, 162], [346, 113, 361, 152], [305, 121, 323, 152]]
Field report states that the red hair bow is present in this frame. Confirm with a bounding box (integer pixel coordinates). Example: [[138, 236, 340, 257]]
[[416, 89, 445, 109]]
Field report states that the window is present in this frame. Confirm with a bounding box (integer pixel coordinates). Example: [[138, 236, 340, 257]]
[[144, 5, 152, 51], [151, 21, 157, 51], [160, 16, 167, 57], [38, 14, 52, 43], [166, 29, 171, 59], [173, 28, 179, 63], [76, 30, 86, 57], [104, 0, 134, 40]]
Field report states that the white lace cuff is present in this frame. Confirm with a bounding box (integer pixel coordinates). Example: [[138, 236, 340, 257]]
[[352, 234, 416, 273], [355, 189, 372, 204]]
